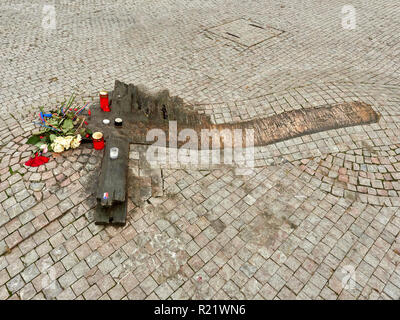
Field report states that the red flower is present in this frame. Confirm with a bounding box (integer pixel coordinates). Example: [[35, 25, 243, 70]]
[[84, 121, 88, 125], [25, 155, 49, 167], [86, 134, 89, 138], [40, 136, 44, 139]]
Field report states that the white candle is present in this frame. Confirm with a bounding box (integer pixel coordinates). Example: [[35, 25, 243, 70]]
[[110, 147, 119, 159]]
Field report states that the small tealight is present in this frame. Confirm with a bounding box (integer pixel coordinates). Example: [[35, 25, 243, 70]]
[[114, 118, 123, 126], [102, 119, 110, 125], [110, 147, 119, 159]]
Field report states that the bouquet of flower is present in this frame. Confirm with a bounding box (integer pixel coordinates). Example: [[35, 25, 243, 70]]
[[27, 94, 93, 154]]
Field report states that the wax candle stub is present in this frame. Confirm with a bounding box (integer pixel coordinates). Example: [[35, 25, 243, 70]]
[[110, 147, 119, 159]]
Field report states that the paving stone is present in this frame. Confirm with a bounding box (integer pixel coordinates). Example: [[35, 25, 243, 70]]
[[86, 252, 103, 269], [140, 276, 158, 296], [383, 282, 400, 300], [71, 278, 90, 296], [58, 199, 74, 214], [0, 269, 10, 286], [21, 264, 40, 283], [6, 275, 25, 293], [19, 282, 36, 300], [30, 183, 44, 192], [83, 285, 102, 300], [43, 280, 63, 300]]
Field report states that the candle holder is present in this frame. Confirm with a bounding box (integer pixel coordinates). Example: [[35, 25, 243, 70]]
[[110, 147, 119, 159], [92, 132, 105, 150], [114, 118, 123, 126], [99, 91, 110, 112]]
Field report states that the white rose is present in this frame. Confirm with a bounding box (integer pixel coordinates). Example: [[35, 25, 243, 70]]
[[51, 143, 64, 153], [64, 136, 75, 150], [54, 137, 65, 148], [54, 136, 71, 149], [54, 136, 64, 145], [71, 138, 81, 149]]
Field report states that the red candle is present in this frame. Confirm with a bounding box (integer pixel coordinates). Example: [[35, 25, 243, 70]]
[[99, 91, 110, 112], [92, 132, 105, 150]]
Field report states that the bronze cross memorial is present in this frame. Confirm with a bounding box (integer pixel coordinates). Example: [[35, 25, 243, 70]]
[[87, 80, 379, 226]]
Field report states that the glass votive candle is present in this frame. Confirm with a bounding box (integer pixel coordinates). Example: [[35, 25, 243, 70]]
[[110, 147, 119, 159], [99, 91, 110, 112], [92, 132, 105, 150]]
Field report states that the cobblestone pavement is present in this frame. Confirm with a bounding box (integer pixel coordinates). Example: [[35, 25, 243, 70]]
[[1, 0, 400, 300]]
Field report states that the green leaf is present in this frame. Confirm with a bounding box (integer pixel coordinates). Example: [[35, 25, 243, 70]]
[[43, 137, 50, 144], [49, 134, 57, 142], [47, 118, 58, 126], [26, 136, 41, 145], [62, 119, 74, 130]]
